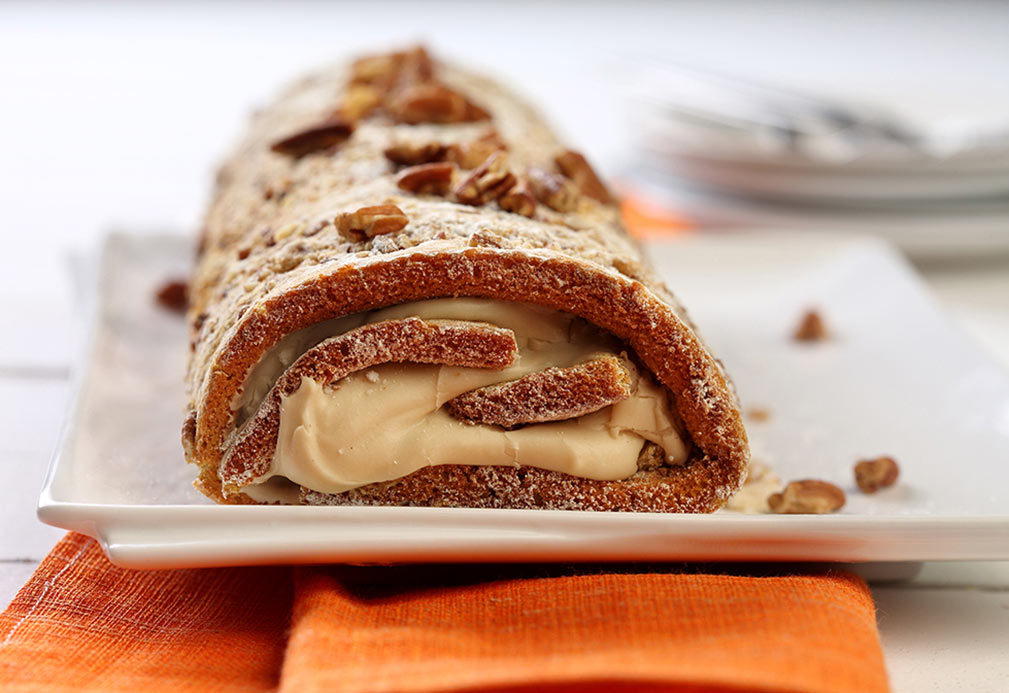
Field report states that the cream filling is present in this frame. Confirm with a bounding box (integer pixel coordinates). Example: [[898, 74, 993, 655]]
[[241, 299, 689, 498]]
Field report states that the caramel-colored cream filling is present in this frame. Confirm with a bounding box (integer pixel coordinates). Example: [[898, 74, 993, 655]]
[[242, 299, 689, 498]]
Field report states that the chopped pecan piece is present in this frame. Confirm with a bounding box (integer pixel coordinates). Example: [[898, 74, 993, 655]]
[[445, 355, 631, 428], [467, 229, 510, 249], [528, 167, 579, 213], [387, 83, 466, 124], [384, 141, 448, 166], [396, 162, 456, 195], [388, 82, 490, 124], [270, 117, 353, 158], [463, 100, 491, 121], [447, 130, 506, 169], [350, 53, 403, 87], [454, 151, 516, 205], [498, 180, 537, 217], [854, 456, 900, 493], [793, 309, 829, 342], [337, 205, 409, 240], [341, 83, 383, 121], [768, 480, 846, 514], [395, 46, 435, 84], [350, 46, 434, 91], [155, 279, 188, 313], [555, 150, 614, 204]]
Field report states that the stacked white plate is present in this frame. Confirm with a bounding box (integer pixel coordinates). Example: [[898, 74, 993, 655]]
[[625, 60, 1009, 259]]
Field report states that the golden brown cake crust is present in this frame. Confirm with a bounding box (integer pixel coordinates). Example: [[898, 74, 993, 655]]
[[184, 47, 749, 511], [300, 453, 731, 514]]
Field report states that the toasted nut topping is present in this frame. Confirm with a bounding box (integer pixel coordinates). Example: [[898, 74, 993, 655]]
[[341, 83, 383, 121], [396, 161, 456, 195], [467, 229, 510, 249], [854, 456, 900, 493], [768, 480, 846, 514], [528, 167, 580, 213], [464, 100, 491, 121], [349, 47, 432, 88], [395, 46, 435, 84], [388, 83, 489, 124], [270, 117, 353, 158], [384, 141, 448, 167], [350, 54, 402, 87], [155, 279, 188, 313], [337, 205, 409, 240], [388, 83, 465, 124], [447, 131, 506, 169], [498, 180, 537, 217], [793, 309, 829, 342], [555, 150, 613, 204], [455, 151, 516, 205]]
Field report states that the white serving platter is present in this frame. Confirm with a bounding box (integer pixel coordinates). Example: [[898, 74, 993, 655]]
[[38, 232, 1009, 568]]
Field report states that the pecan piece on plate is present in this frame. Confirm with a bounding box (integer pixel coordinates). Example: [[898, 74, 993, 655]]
[[854, 456, 900, 493], [768, 480, 846, 514], [793, 309, 829, 342]]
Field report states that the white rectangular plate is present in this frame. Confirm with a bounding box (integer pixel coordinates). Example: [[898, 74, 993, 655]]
[[39, 232, 1009, 568]]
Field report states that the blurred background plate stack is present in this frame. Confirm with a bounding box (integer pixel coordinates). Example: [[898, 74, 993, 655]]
[[621, 46, 1009, 260]]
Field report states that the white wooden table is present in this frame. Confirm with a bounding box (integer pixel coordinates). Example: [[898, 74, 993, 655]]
[[2, 3, 1008, 690]]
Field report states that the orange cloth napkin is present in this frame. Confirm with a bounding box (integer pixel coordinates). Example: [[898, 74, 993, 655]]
[[0, 532, 889, 692], [620, 192, 694, 239]]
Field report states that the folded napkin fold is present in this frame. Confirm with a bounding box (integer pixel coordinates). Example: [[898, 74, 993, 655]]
[[0, 533, 889, 692]]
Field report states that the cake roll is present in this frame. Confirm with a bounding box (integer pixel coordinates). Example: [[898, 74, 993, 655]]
[[183, 47, 749, 512]]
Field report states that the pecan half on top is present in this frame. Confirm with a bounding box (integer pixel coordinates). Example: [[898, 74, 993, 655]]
[[396, 161, 456, 195], [455, 151, 516, 205], [340, 83, 383, 122], [554, 150, 614, 204], [498, 180, 537, 218], [447, 130, 507, 169], [270, 117, 354, 158], [337, 205, 409, 240], [387, 82, 490, 125], [350, 46, 433, 92], [384, 141, 449, 167], [768, 480, 846, 514], [528, 167, 580, 213]]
